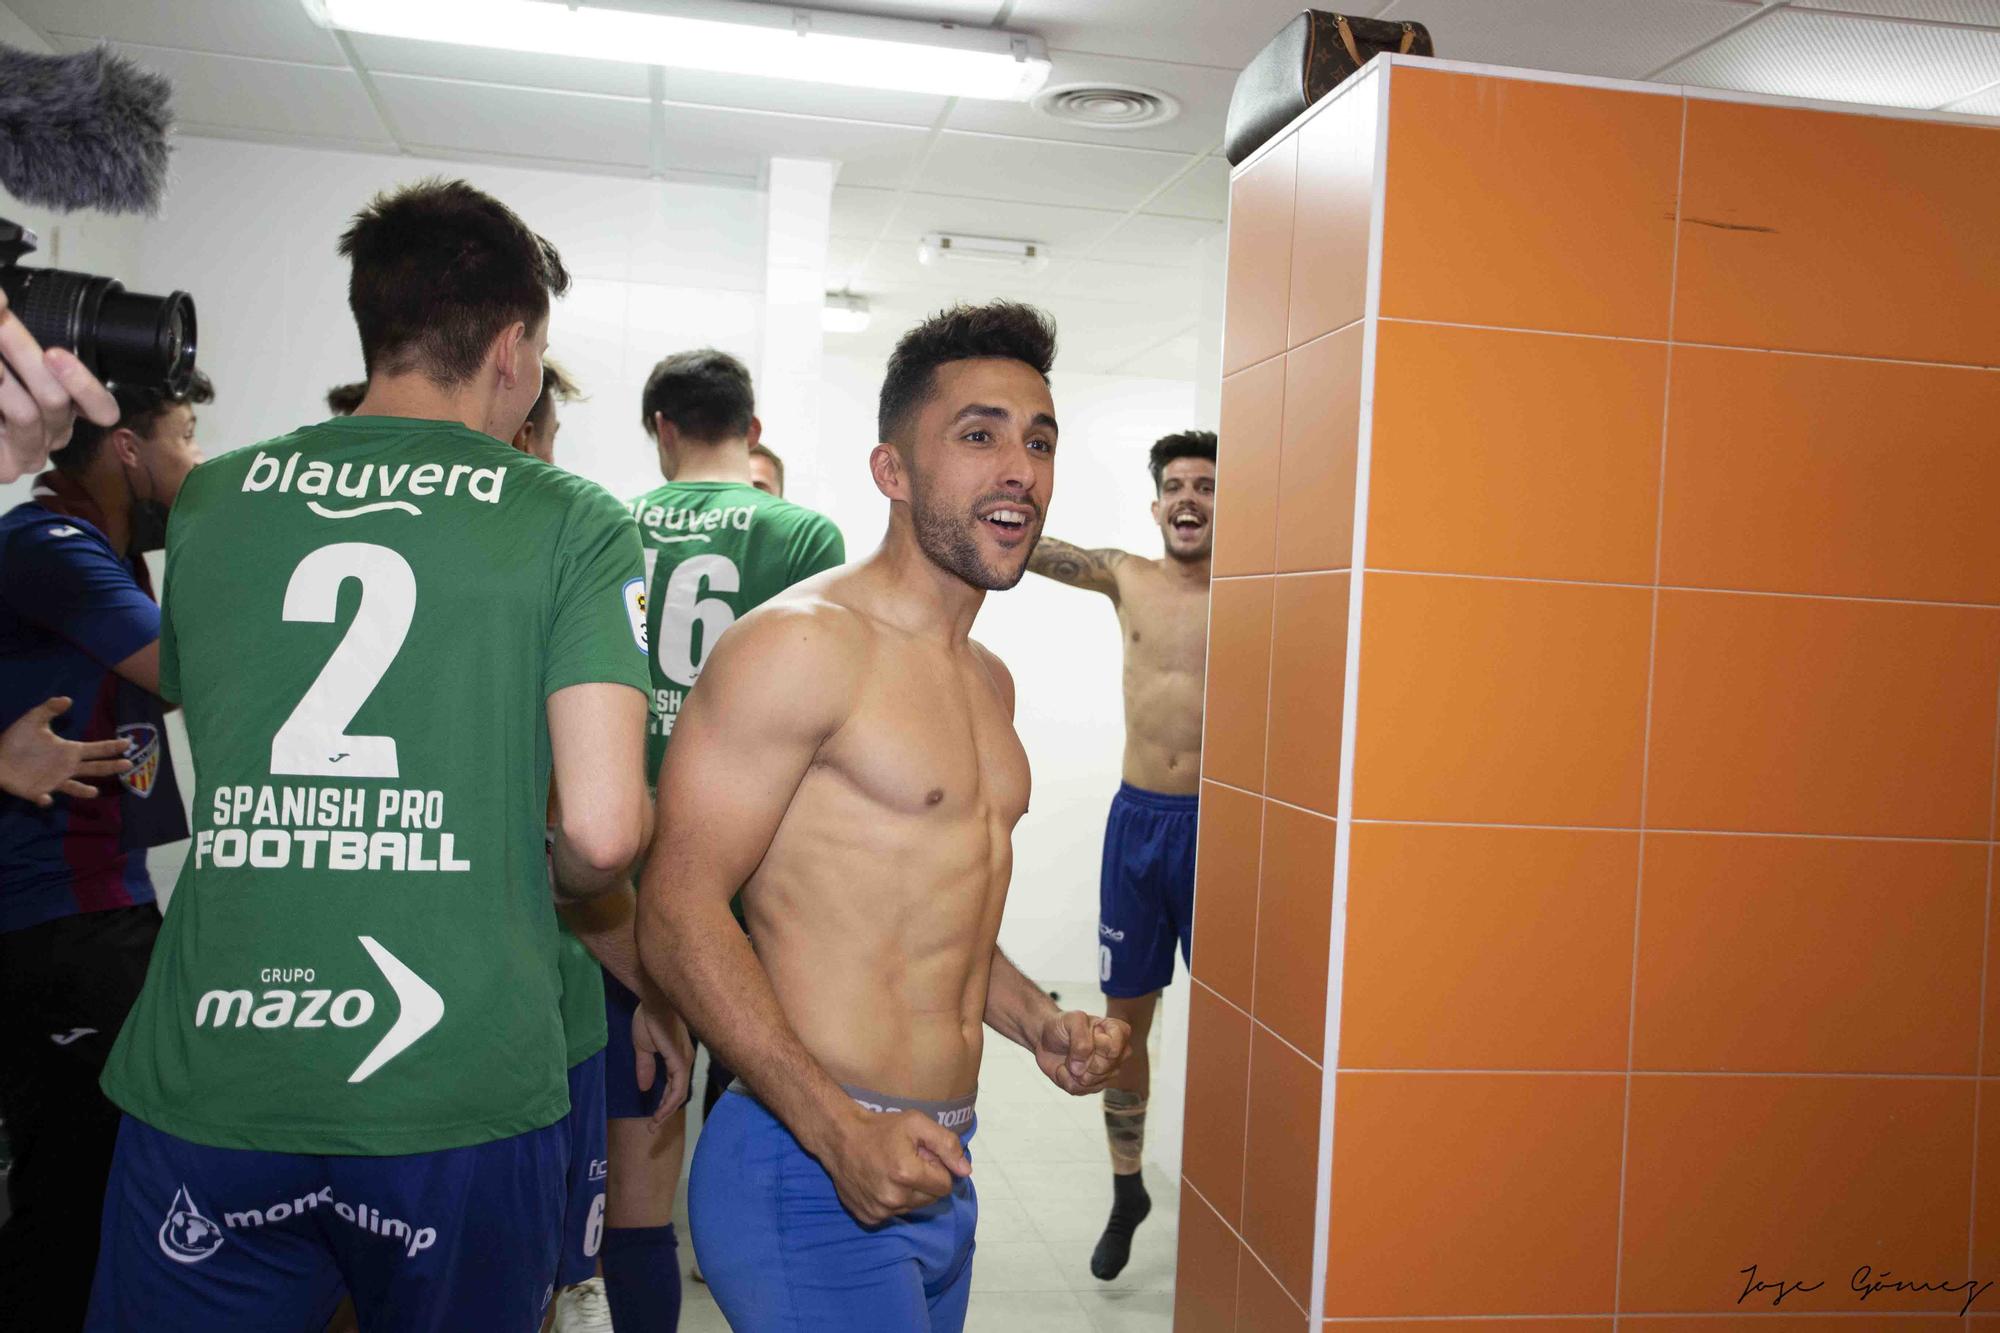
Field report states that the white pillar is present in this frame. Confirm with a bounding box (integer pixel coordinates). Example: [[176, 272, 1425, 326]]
[[757, 158, 837, 507]]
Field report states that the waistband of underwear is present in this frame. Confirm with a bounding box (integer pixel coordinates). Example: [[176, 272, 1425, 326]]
[[727, 1081, 978, 1132], [1115, 781, 1200, 812]]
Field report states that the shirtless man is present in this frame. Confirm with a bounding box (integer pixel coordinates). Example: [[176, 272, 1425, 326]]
[[1027, 428, 1215, 1280], [639, 302, 1130, 1333]]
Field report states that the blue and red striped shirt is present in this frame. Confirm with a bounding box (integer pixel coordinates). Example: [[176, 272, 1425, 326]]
[[0, 472, 186, 932]]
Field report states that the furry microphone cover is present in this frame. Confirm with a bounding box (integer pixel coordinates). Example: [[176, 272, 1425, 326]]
[[0, 43, 173, 214]]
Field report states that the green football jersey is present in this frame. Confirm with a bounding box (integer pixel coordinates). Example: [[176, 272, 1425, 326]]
[[630, 481, 845, 778], [102, 416, 649, 1155], [556, 915, 606, 1067]]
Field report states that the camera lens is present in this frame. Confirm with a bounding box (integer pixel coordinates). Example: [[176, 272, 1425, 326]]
[[0, 265, 197, 396]]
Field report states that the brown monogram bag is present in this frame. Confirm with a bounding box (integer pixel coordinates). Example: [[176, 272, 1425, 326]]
[[1225, 11, 1435, 165]]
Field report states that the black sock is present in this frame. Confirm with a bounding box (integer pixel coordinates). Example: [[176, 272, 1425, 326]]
[[1090, 1172, 1152, 1280]]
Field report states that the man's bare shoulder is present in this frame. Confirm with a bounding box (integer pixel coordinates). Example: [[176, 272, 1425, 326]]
[[968, 638, 1016, 716]]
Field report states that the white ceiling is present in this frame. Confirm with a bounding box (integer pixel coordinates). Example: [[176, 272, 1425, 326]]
[[7, 0, 1999, 375]]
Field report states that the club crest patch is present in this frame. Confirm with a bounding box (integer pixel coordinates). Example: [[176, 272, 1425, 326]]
[[117, 722, 161, 798], [623, 577, 648, 656]]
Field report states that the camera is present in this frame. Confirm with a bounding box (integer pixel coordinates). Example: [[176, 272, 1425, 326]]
[[0, 218, 196, 397]]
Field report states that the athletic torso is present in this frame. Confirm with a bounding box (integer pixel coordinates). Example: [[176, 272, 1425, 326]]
[[742, 571, 1029, 1103], [1110, 557, 1209, 796], [101, 415, 649, 1154]]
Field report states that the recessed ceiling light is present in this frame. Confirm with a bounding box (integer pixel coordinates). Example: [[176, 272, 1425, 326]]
[[1032, 83, 1180, 131], [917, 233, 1047, 270], [303, 0, 1053, 102], [823, 291, 871, 334]]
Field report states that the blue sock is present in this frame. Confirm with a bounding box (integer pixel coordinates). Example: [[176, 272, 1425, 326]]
[[602, 1223, 682, 1333]]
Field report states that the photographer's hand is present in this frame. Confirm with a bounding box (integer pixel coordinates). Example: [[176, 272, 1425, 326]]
[[0, 288, 118, 484]]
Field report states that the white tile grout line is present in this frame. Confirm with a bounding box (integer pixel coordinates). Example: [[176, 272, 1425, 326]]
[[1197, 781, 1999, 849], [1217, 566, 2000, 616], [1969, 659, 2000, 1280], [1376, 315, 2000, 374], [1194, 974, 1323, 1073], [1614, 91, 1687, 1333], [1180, 1176, 1309, 1320], [1310, 61, 1391, 1330]]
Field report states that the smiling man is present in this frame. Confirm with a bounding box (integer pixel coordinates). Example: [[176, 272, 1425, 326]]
[[641, 302, 1130, 1333], [1026, 427, 1215, 1281]]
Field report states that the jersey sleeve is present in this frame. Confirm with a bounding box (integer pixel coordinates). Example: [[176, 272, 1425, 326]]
[[545, 482, 652, 699], [0, 519, 159, 671], [787, 511, 846, 586]]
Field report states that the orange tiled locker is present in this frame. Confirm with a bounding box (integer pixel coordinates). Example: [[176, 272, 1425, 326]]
[[1179, 55, 2000, 1332]]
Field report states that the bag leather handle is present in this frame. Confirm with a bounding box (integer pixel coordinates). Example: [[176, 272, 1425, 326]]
[[1335, 15, 1420, 65]]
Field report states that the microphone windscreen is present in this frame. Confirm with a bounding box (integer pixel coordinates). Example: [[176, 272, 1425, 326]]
[[0, 43, 173, 215]]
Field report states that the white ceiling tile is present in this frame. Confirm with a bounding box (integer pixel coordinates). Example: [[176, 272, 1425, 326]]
[[19, 0, 345, 65], [892, 194, 1127, 249], [1951, 80, 2000, 110], [345, 33, 652, 98], [1005, 0, 1304, 71], [658, 68, 948, 128], [803, 0, 1005, 19], [945, 51, 1235, 154], [1658, 7, 2000, 107], [1054, 258, 1198, 303], [1144, 155, 1228, 221], [375, 76, 652, 169], [832, 186, 905, 238], [56, 39, 394, 147], [654, 107, 930, 189], [1795, 1, 2000, 24], [1100, 213, 1222, 265], [918, 133, 1195, 211], [1375, 0, 1757, 78]]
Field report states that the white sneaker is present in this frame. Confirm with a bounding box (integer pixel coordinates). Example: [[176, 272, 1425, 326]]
[[550, 1276, 615, 1333]]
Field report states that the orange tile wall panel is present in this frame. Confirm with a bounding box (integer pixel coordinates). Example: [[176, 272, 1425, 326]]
[[1659, 345, 2000, 605], [1624, 1319, 1967, 1332], [1633, 833, 1987, 1075], [1340, 822, 1638, 1071], [1287, 71, 1379, 348], [1234, 1249, 1308, 1333], [1977, 1089, 2000, 1281], [1351, 573, 1652, 828], [1223, 134, 1297, 375], [1253, 800, 1336, 1057], [1174, 1189, 1240, 1333], [1190, 781, 1262, 1010], [1618, 1075, 1976, 1313], [1181, 980, 1252, 1228], [1275, 325, 1363, 575], [1989, 904, 2000, 1076], [1263, 572, 1349, 815], [1214, 357, 1285, 577], [1322, 1072, 1624, 1316], [1675, 97, 2000, 366], [1240, 1023, 1321, 1308], [1200, 576, 1274, 793], [1329, 1324, 1614, 1333], [1378, 67, 1681, 339], [1366, 321, 1666, 584], [1645, 591, 2000, 839]]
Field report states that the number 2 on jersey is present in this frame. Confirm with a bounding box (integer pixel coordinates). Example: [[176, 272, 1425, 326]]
[[657, 554, 739, 687], [269, 542, 416, 779]]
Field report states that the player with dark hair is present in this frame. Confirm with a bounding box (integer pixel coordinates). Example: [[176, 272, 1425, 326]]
[[0, 368, 211, 1325], [1026, 426, 1216, 1280], [747, 441, 784, 496], [612, 346, 842, 1332], [324, 381, 367, 417], [642, 302, 1130, 1333], [88, 178, 685, 1333], [513, 358, 581, 466]]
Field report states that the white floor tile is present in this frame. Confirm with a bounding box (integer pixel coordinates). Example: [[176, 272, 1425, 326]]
[[1077, 1288, 1178, 1332], [961, 1289, 1098, 1333], [968, 1238, 1071, 1293]]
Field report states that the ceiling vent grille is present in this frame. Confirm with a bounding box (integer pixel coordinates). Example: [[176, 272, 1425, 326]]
[[1031, 83, 1179, 130]]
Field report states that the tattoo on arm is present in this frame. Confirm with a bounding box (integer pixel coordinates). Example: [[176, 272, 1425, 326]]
[[1029, 536, 1126, 596]]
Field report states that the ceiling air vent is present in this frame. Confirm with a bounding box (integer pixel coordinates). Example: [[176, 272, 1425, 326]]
[[1031, 83, 1180, 131]]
